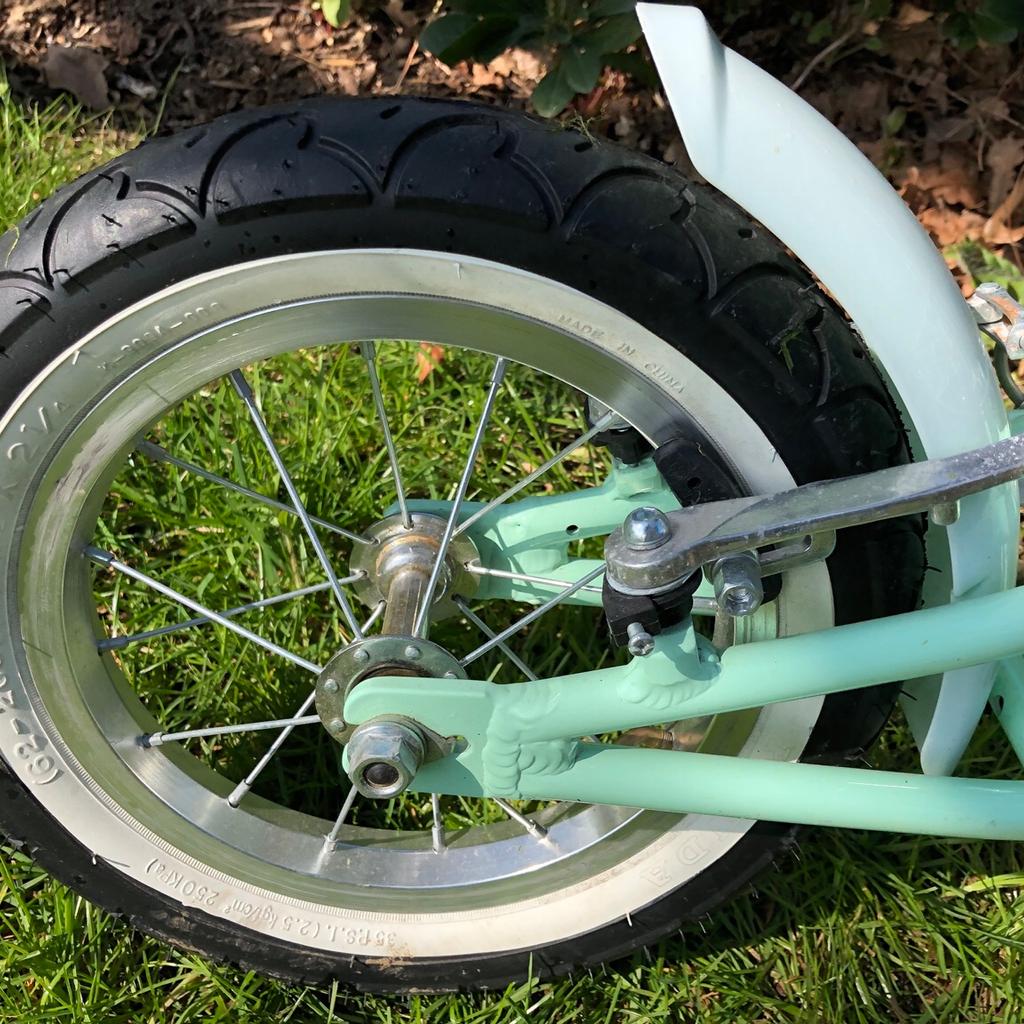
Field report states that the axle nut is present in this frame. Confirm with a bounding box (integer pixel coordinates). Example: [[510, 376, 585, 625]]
[[711, 553, 763, 617], [346, 720, 425, 799]]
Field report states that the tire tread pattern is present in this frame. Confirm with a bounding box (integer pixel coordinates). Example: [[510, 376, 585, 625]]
[[0, 97, 924, 991]]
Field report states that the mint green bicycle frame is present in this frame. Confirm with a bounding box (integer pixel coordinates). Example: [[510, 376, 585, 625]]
[[341, 478, 1024, 840], [337, 5, 1024, 841]]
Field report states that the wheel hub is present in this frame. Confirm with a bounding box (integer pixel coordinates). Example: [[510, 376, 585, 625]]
[[348, 512, 479, 634], [315, 634, 466, 742], [319, 513, 477, 743]]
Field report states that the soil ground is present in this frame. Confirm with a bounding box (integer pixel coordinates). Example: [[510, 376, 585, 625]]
[[2, 0, 1023, 273]]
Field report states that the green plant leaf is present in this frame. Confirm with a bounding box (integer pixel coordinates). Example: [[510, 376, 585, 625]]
[[449, 0, 544, 15], [420, 12, 521, 64], [578, 12, 642, 55], [562, 45, 603, 93], [604, 49, 656, 86], [531, 63, 577, 117], [982, 0, 1024, 30], [973, 12, 1018, 43], [321, 0, 350, 28], [586, 0, 638, 15]]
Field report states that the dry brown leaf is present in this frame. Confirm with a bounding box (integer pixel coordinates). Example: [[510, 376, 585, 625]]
[[471, 63, 501, 88], [900, 151, 982, 209], [837, 79, 889, 134], [489, 49, 543, 82], [983, 170, 1024, 244], [897, 3, 932, 27], [415, 343, 445, 383], [918, 206, 987, 247], [986, 136, 1024, 213], [40, 45, 109, 109], [973, 95, 1011, 123]]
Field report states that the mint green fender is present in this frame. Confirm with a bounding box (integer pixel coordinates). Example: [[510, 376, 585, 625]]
[[638, 4, 1018, 774]]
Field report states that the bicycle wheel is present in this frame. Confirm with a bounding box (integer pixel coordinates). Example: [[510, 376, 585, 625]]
[[0, 97, 923, 990]]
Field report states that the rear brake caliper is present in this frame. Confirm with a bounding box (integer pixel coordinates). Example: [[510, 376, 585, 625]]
[[600, 433, 782, 655]]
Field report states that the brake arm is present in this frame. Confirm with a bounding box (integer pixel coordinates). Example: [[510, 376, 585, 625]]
[[605, 434, 1024, 596]]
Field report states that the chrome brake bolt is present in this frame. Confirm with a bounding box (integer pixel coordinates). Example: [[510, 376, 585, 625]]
[[626, 622, 656, 657], [711, 553, 763, 617], [623, 506, 671, 550]]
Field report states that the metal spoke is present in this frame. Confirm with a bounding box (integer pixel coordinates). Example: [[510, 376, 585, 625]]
[[413, 357, 509, 638], [98, 579, 351, 652], [460, 562, 606, 667], [454, 411, 617, 537], [361, 340, 412, 529], [454, 596, 538, 681], [227, 688, 317, 807], [143, 714, 321, 748], [361, 600, 386, 633], [492, 797, 547, 839], [229, 369, 364, 640], [323, 786, 360, 850], [138, 441, 370, 545], [466, 563, 605, 597], [86, 547, 323, 675], [466, 562, 718, 614], [430, 793, 446, 853]]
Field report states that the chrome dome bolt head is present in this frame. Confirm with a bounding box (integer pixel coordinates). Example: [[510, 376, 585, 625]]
[[711, 553, 763, 617], [346, 720, 425, 799], [626, 622, 656, 658], [930, 500, 960, 526], [623, 506, 671, 550], [404, 644, 422, 661]]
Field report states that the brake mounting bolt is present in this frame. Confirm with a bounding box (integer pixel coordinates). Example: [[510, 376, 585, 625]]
[[626, 622, 656, 657], [323, 678, 339, 693], [931, 500, 960, 526], [623, 506, 671, 550], [711, 553, 763, 617], [404, 644, 422, 661], [353, 648, 370, 664]]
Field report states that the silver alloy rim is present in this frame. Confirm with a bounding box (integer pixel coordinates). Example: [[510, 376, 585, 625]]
[[0, 250, 831, 955]]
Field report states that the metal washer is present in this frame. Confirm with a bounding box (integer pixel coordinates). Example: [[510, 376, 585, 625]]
[[315, 635, 467, 742]]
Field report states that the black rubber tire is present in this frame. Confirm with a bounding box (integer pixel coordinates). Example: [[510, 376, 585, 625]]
[[0, 97, 924, 991]]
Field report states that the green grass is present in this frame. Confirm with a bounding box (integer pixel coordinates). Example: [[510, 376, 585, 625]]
[[2, 80, 1024, 1023]]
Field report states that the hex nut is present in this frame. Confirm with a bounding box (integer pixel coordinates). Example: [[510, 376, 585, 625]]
[[346, 720, 425, 799], [711, 553, 763, 617]]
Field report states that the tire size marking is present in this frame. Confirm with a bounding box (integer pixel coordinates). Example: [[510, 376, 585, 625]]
[[82, 301, 221, 374], [164, 872, 400, 949], [0, 655, 62, 786], [4, 401, 70, 465], [144, 856, 402, 951], [220, 895, 399, 950], [144, 857, 220, 907], [2, 302, 224, 503], [641, 833, 713, 889], [325, 924, 399, 949]]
